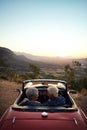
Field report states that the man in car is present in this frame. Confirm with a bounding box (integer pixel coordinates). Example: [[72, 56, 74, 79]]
[[43, 86, 66, 106], [19, 87, 42, 106]]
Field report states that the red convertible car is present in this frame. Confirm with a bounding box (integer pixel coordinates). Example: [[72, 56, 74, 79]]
[[0, 79, 87, 130]]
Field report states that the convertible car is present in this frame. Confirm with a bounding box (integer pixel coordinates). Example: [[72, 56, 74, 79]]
[[0, 79, 87, 130]]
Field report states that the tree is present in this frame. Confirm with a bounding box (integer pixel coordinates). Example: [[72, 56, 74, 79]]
[[72, 61, 81, 68], [64, 64, 75, 87], [29, 64, 40, 78], [64, 61, 82, 90]]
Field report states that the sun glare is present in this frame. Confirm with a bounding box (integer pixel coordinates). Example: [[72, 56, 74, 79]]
[[58, 53, 68, 57]]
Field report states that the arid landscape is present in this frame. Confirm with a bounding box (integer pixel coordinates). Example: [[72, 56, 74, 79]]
[[70, 92, 87, 116], [0, 80, 21, 117], [0, 80, 87, 118]]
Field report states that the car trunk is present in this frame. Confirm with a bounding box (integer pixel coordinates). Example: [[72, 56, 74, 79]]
[[0, 110, 87, 130]]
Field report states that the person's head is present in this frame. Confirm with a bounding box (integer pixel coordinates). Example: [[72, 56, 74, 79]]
[[26, 87, 39, 101], [47, 86, 59, 98]]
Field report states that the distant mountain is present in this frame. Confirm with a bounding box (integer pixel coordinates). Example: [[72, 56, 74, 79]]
[[15, 52, 73, 65], [15, 52, 87, 66], [0, 47, 60, 72], [0, 47, 87, 75], [0, 47, 37, 72]]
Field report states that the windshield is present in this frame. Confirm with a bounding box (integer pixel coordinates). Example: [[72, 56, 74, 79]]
[[23, 79, 67, 90]]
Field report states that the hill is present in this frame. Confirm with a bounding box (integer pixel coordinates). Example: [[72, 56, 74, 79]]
[[1, 47, 87, 69], [0, 47, 64, 81], [0, 47, 87, 80], [16, 52, 73, 65], [0, 47, 33, 72], [0, 47, 60, 72], [16, 51, 87, 66]]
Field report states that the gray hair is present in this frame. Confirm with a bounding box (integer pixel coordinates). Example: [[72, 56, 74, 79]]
[[26, 87, 38, 100], [47, 86, 59, 97]]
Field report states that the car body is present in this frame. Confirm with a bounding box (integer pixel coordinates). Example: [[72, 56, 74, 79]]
[[0, 79, 87, 130]]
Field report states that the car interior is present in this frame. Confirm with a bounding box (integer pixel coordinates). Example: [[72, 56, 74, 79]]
[[16, 84, 73, 108]]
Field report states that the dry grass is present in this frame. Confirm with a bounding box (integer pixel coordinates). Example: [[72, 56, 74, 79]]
[[70, 93, 87, 116], [0, 80, 87, 118], [0, 80, 21, 117]]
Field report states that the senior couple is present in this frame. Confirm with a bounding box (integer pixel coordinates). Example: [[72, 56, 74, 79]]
[[19, 85, 66, 106]]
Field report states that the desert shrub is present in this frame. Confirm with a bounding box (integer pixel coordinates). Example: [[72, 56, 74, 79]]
[[80, 88, 87, 96], [0, 68, 16, 81]]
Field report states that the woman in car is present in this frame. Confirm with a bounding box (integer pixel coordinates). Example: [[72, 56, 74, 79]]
[[19, 87, 42, 106]]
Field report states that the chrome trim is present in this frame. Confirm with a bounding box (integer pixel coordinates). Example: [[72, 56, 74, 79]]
[[12, 116, 16, 123], [73, 118, 78, 126]]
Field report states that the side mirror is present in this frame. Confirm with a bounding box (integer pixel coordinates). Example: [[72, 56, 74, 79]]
[[69, 89, 77, 94], [16, 89, 21, 93]]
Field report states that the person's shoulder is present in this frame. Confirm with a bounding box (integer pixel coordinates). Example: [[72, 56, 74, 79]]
[[19, 98, 29, 106], [35, 101, 41, 103], [35, 101, 42, 106], [57, 96, 66, 103], [58, 95, 65, 99]]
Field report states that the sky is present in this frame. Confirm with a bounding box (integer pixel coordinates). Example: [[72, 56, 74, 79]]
[[0, 0, 87, 58]]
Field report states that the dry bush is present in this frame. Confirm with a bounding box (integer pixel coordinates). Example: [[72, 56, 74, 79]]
[[80, 88, 87, 96]]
